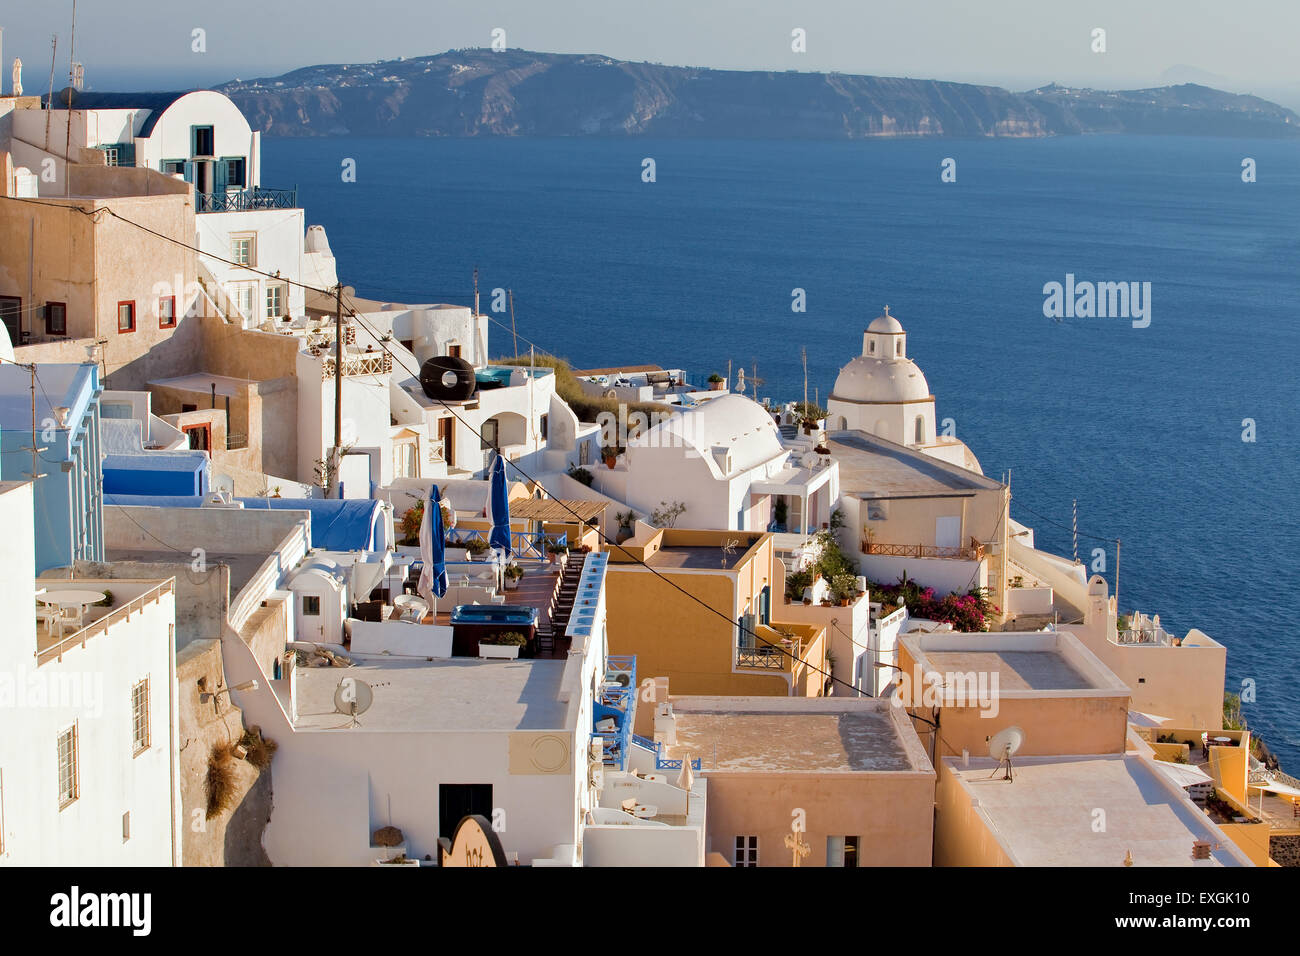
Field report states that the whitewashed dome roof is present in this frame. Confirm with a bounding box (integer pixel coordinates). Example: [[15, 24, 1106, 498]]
[[831, 356, 930, 404], [867, 312, 904, 334]]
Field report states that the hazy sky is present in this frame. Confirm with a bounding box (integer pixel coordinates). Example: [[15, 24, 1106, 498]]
[[3, 0, 1298, 105]]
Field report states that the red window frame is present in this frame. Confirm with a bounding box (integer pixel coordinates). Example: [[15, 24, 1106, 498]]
[[46, 302, 67, 336], [116, 300, 136, 334], [182, 423, 211, 453], [157, 295, 176, 328]]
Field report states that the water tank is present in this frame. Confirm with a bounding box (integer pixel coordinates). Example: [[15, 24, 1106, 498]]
[[419, 356, 476, 402]]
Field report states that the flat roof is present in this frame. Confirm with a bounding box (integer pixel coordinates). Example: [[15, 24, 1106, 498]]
[[292, 658, 570, 732], [922, 650, 1094, 691], [829, 430, 1002, 498], [663, 697, 929, 773], [644, 545, 754, 571], [944, 754, 1250, 866], [105, 548, 267, 594], [148, 372, 258, 396], [573, 364, 665, 376]]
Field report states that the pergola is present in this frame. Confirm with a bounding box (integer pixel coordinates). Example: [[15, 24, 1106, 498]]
[[508, 498, 609, 525]]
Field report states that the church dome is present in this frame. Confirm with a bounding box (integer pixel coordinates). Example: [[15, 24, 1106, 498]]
[[831, 356, 931, 404], [866, 312, 904, 334]]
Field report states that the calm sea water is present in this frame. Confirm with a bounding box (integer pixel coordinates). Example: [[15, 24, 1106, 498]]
[[263, 135, 1300, 768]]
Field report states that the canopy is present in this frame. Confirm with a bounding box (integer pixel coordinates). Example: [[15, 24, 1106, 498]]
[[1127, 710, 1172, 728], [1152, 760, 1212, 789], [506, 498, 608, 523]]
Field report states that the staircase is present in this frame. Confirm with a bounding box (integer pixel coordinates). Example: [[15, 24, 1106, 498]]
[[535, 552, 587, 657]]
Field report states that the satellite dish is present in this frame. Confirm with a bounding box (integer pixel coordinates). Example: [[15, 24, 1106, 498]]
[[987, 725, 1025, 781], [333, 677, 374, 726]]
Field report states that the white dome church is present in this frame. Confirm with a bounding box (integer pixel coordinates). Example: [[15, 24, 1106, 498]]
[[827, 307, 983, 473]]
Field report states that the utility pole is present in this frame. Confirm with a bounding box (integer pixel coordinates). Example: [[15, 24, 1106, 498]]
[[802, 346, 808, 413], [1072, 499, 1078, 564], [332, 283, 344, 497], [1114, 537, 1121, 612], [64, 0, 76, 199], [508, 288, 519, 359]]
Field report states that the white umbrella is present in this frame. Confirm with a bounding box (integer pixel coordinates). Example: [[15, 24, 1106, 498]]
[[1153, 760, 1212, 789], [1127, 710, 1172, 728]]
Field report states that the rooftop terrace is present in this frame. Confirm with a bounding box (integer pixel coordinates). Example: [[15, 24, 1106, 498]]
[[662, 697, 930, 773], [922, 650, 1095, 691], [829, 430, 1003, 498], [292, 658, 570, 732]]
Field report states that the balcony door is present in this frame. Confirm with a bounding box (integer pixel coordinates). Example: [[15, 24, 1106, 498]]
[[439, 784, 492, 841], [0, 296, 21, 345]]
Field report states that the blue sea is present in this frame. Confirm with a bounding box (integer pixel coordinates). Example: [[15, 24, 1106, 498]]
[[263, 135, 1300, 768]]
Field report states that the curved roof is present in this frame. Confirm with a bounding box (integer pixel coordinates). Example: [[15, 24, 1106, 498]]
[[633, 394, 783, 476], [42, 90, 198, 137], [867, 312, 904, 334], [831, 355, 931, 404]]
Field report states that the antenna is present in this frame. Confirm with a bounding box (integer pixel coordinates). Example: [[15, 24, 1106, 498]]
[[472, 265, 479, 317], [64, 0, 77, 198], [987, 725, 1025, 781], [333, 676, 374, 727], [45, 36, 58, 149], [507, 288, 519, 359], [1072, 498, 1078, 564]]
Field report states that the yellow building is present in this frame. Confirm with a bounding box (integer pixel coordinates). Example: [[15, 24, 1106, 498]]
[[606, 527, 827, 698]]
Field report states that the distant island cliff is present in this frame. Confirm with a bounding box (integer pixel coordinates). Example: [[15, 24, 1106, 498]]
[[216, 49, 1300, 139]]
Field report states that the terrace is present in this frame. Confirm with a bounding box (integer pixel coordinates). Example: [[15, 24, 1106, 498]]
[[196, 186, 299, 213], [34, 578, 175, 666]]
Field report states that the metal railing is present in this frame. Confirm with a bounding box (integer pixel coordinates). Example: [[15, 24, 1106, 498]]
[[862, 536, 986, 562], [196, 186, 298, 213], [736, 630, 803, 670], [36, 579, 175, 666], [445, 527, 567, 560], [226, 432, 248, 451]]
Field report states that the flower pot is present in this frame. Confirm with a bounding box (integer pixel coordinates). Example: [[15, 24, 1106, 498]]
[[802, 598, 812, 606], [604, 457, 617, 469], [479, 643, 521, 660], [504, 578, 519, 590], [616, 525, 634, 544]]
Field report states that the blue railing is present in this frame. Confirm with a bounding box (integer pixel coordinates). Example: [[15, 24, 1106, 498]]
[[593, 655, 637, 769], [197, 186, 299, 213], [445, 528, 567, 560], [628, 731, 702, 772]]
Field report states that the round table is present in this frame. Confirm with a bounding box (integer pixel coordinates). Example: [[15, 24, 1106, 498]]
[[1212, 736, 1233, 746], [37, 589, 106, 636]]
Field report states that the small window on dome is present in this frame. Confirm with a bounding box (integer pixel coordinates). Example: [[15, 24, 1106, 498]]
[[895, 340, 902, 356], [868, 341, 876, 355]]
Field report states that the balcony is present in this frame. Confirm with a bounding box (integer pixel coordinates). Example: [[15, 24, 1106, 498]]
[[319, 350, 393, 379], [734, 622, 824, 681], [197, 186, 299, 213], [862, 536, 986, 562], [593, 655, 637, 769]]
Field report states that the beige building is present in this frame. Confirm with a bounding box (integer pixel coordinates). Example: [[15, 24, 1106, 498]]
[[658, 695, 935, 867], [606, 528, 828, 698]]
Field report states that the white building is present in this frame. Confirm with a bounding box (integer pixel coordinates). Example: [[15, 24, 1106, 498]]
[[10, 89, 337, 329], [605, 393, 838, 535], [827, 307, 982, 473], [0, 480, 180, 866]]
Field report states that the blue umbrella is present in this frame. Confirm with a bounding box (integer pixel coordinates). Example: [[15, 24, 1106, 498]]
[[488, 453, 512, 558], [417, 486, 448, 611]]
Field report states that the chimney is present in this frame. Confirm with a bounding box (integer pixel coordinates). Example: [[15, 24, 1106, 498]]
[[1191, 841, 1212, 861]]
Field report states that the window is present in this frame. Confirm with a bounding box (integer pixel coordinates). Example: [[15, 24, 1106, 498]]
[[539, 414, 548, 440], [735, 835, 758, 867], [158, 296, 176, 328], [181, 403, 198, 413], [302, 595, 321, 617], [265, 283, 286, 319], [844, 836, 859, 867], [57, 725, 78, 809], [224, 157, 246, 188], [448, 344, 462, 359], [866, 499, 887, 521], [103, 146, 120, 167], [131, 678, 150, 755], [228, 282, 256, 321], [117, 300, 136, 333], [122, 811, 131, 843], [481, 418, 499, 450], [394, 440, 417, 479], [162, 159, 186, 176], [193, 126, 215, 156], [231, 235, 255, 267], [579, 440, 591, 466], [868, 341, 876, 355], [827, 835, 860, 867], [46, 302, 67, 336], [895, 340, 902, 356], [914, 416, 925, 444]]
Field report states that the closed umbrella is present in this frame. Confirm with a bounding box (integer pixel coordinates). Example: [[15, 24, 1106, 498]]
[[417, 486, 448, 618], [488, 453, 512, 559]]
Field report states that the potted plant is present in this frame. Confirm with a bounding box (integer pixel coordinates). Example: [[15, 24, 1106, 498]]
[[503, 564, 524, 590], [614, 509, 637, 544], [567, 464, 594, 487], [465, 538, 489, 560], [831, 573, 859, 607], [479, 630, 527, 660], [784, 569, 812, 605], [547, 541, 568, 565], [707, 373, 725, 391], [600, 445, 623, 469]]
